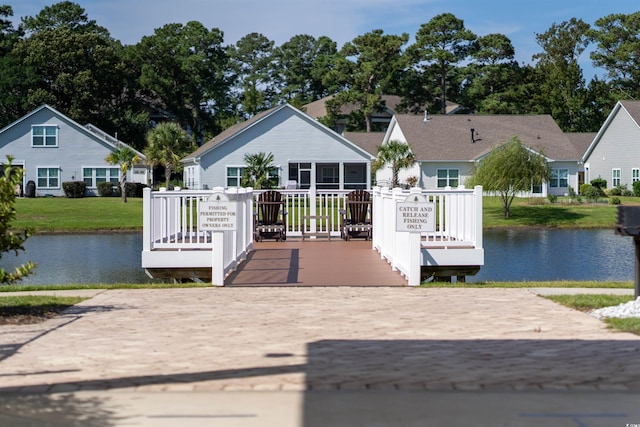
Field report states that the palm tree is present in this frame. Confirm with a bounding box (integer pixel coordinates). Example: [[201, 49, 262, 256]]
[[105, 146, 140, 203], [144, 122, 195, 189], [372, 140, 416, 188], [241, 152, 277, 189]]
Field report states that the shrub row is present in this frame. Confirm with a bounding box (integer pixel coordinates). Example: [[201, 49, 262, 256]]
[[63, 181, 147, 198]]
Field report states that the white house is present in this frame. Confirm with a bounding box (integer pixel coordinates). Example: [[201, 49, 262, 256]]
[[0, 105, 147, 197], [583, 100, 640, 189], [182, 103, 374, 190], [373, 113, 585, 196]]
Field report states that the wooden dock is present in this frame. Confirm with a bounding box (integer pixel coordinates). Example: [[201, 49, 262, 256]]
[[225, 239, 407, 287]]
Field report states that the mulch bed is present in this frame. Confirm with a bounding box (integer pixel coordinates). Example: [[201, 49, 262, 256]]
[[0, 305, 69, 325]]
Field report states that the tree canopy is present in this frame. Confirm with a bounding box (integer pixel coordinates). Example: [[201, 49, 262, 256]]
[[466, 136, 551, 218], [0, 1, 637, 152]]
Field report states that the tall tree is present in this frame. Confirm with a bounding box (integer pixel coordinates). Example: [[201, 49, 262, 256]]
[[144, 122, 195, 188], [329, 30, 409, 132], [228, 33, 277, 117], [105, 146, 141, 203], [410, 14, 476, 114], [372, 140, 416, 188], [532, 18, 591, 131], [16, 1, 124, 125], [466, 137, 550, 218], [589, 11, 640, 99], [0, 5, 31, 127], [274, 34, 338, 108], [133, 21, 230, 143], [0, 156, 35, 284]]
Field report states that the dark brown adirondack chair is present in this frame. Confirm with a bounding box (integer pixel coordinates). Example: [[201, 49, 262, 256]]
[[254, 190, 287, 241], [339, 189, 372, 241]]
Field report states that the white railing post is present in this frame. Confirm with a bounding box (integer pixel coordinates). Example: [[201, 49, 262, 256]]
[[143, 187, 151, 251], [408, 187, 423, 286], [474, 185, 483, 249]]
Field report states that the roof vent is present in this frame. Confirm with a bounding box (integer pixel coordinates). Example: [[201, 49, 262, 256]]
[[471, 128, 475, 143]]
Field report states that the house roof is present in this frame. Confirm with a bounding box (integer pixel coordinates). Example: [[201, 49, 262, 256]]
[[303, 95, 401, 119], [565, 132, 595, 159], [391, 114, 581, 162], [0, 104, 145, 161], [583, 100, 640, 161], [343, 132, 385, 156], [183, 103, 374, 162]]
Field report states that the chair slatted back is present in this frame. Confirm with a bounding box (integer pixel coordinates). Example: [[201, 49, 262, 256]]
[[258, 190, 283, 225], [347, 190, 371, 224]]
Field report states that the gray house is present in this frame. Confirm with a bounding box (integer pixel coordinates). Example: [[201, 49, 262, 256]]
[[584, 100, 640, 189], [0, 105, 147, 197], [182, 103, 374, 190], [375, 113, 585, 196]]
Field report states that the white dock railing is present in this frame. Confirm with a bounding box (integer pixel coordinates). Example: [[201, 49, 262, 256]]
[[372, 186, 484, 286], [142, 187, 254, 283]]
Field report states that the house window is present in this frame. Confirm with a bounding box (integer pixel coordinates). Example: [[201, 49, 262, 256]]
[[612, 169, 621, 187], [437, 169, 459, 188], [316, 163, 339, 189], [226, 167, 244, 187], [37, 167, 60, 188], [344, 163, 367, 190], [32, 125, 58, 147], [633, 168, 640, 183], [550, 169, 568, 188], [83, 167, 119, 188]]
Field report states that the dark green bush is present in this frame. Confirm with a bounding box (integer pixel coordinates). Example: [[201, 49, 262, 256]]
[[62, 181, 86, 198], [609, 196, 621, 205], [584, 185, 602, 202], [547, 194, 558, 203], [124, 182, 146, 198], [579, 183, 592, 195], [590, 177, 607, 190], [633, 181, 640, 197], [97, 181, 117, 197]]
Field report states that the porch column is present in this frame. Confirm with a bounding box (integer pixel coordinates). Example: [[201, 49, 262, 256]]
[[339, 162, 344, 190]]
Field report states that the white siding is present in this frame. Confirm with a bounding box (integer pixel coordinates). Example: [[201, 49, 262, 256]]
[[0, 107, 136, 196], [586, 107, 640, 188], [420, 162, 474, 190], [198, 107, 372, 189]]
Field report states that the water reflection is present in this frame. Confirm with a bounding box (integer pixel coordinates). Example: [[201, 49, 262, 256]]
[[472, 229, 633, 282], [1, 230, 634, 285]]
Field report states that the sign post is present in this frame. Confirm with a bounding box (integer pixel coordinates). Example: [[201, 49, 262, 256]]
[[396, 192, 434, 286], [199, 190, 237, 286]]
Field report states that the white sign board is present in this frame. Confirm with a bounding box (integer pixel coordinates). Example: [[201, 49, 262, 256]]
[[199, 193, 237, 231], [396, 194, 435, 233]]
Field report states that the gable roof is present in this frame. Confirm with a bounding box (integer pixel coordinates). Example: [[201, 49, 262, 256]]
[[183, 103, 374, 162], [565, 132, 595, 159], [303, 95, 401, 119], [583, 100, 640, 161], [343, 132, 384, 156], [390, 114, 580, 162], [0, 104, 145, 160]]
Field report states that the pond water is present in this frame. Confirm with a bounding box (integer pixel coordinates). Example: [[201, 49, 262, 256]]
[[1, 229, 635, 285]]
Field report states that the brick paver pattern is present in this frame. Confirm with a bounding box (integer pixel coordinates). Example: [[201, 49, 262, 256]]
[[1, 288, 639, 393]]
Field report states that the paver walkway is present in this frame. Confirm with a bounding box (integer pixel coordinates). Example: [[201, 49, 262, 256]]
[[1, 287, 639, 394]]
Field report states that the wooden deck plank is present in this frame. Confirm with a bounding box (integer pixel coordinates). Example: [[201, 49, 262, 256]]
[[225, 239, 407, 287]]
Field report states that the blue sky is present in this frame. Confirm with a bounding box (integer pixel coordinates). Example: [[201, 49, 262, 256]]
[[10, 0, 640, 80]]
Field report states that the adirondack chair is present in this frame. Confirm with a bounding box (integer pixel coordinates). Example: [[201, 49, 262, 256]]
[[254, 190, 287, 241], [339, 189, 373, 241]]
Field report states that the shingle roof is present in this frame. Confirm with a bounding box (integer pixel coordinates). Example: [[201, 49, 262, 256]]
[[564, 132, 595, 159], [183, 106, 279, 161], [619, 100, 640, 125], [343, 132, 385, 155], [303, 95, 401, 119], [393, 114, 581, 161]]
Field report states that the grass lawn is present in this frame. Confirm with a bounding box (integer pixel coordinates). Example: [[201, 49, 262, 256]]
[[14, 197, 143, 233], [0, 295, 87, 324], [544, 294, 640, 335], [421, 281, 633, 288]]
